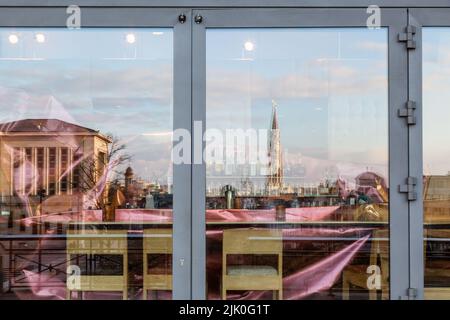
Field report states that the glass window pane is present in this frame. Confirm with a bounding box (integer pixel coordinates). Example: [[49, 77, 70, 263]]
[[423, 27, 450, 300], [205, 28, 389, 300], [0, 28, 174, 300]]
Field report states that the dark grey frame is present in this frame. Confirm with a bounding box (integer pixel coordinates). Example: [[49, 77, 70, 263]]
[[0, 0, 449, 8], [192, 8, 411, 300], [0, 7, 193, 300]]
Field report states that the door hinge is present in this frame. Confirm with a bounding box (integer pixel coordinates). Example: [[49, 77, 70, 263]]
[[398, 100, 416, 125], [398, 25, 416, 49], [400, 288, 418, 300], [399, 177, 417, 201]]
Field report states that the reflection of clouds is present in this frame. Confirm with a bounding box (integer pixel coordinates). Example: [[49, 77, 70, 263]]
[[0, 62, 172, 106], [92, 97, 170, 112], [0, 62, 173, 136], [115, 134, 172, 182], [206, 60, 386, 109], [142, 131, 173, 137], [357, 41, 387, 54], [284, 151, 388, 184], [424, 61, 450, 92], [423, 47, 450, 93], [131, 158, 172, 183], [423, 37, 450, 175], [0, 61, 173, 182], [127, 135, 171, 162], [329, 147, 388, 165], [423, 38, 450, 92], [0, 90, 78, 125], [77, 111, 171, 137]]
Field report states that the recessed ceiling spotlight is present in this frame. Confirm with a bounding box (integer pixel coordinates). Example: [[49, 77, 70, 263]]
[[35, 33, 46, 43], [126, 33, 136, 44], [8, 34, 19, 44], [244, 41, 255, 51]]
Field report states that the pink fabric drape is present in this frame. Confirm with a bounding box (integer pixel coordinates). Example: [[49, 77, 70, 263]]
[[5, 208, 377, 300]]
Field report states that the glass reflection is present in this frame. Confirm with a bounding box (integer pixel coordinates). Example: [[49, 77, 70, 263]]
[[205, 28, 389, 300], [0, 28, 173, 300], [423, 28, 450, 300]]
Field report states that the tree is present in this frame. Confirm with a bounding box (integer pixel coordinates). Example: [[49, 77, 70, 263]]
[[72, 134, 131, 212]]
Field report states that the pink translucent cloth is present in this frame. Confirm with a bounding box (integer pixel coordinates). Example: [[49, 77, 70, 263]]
[[9, 208, 374, 300], [19, 210, 102, 226], [205, 207, 339, 223], [115, 209, 173, 222], [15, 206, 339, 224]]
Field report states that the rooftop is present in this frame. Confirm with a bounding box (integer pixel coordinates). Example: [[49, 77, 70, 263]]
[[0, 118, 98, 133], [0, 118, 111, 142]]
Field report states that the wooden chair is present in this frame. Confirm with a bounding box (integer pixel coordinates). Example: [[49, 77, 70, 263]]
[[342, 229, 389, 300], [142, 229, 172, 300], [424, 287, 450, 299], [66, 229, 128, 300], [424, 200, 450, 224], [222, 228, 283, 300], [424, 229, 450, 300]]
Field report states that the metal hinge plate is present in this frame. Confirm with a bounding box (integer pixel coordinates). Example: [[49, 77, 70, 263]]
[[398, 25, 416, 49], [398, 100, 416, 125], [399, 176, 417, 201], [400, 288, 418, 300]]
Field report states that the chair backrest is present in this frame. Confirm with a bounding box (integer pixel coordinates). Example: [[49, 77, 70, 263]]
[[143, 229, 172, 254], [424, 228, 450, 239], [424, 228, 450, 257], [424, 200, 450, 223], [223, 228, 282, 256], [66, 229, 128, 255], [369, 229, 389, 267]]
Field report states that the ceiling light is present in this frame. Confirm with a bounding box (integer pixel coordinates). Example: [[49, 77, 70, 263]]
[[126, 33, 136, 44], [35, 33, 46, 43], [244, 41, 255, 51], [8, 34, 19, 44]]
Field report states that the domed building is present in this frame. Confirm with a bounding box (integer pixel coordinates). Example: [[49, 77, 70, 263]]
[[355, 171, 388, 203]]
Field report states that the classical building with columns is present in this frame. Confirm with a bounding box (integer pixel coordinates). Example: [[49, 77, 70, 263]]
[[0, 118, 111, 214]]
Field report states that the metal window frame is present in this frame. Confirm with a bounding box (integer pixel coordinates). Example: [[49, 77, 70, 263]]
[[0, 0, 449, 8], [192, 7, 410, 300], [408, 8, 450, 301], [3, 3, 442, 301], [0, 7, 193, 300]]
